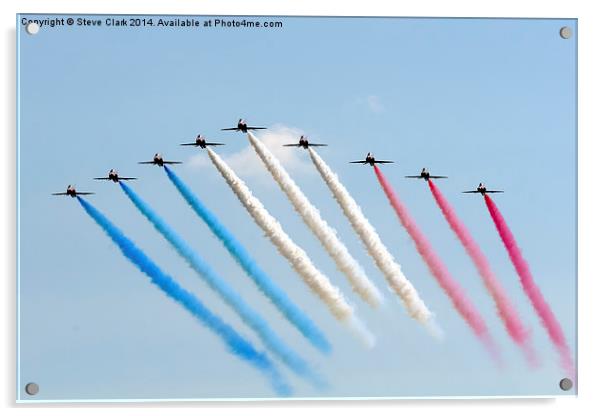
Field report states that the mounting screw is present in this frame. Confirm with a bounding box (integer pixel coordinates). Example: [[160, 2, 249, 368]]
[[25, 22, 40, 35], [559, 378, 573, 391], [559, 26, 572, 39], [24, 382, 39, 395]]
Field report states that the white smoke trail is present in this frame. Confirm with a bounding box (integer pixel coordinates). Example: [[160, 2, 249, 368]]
[[247, 132, 383, 308], [308, 148, 433, 325], [207, 149, 374, 346]]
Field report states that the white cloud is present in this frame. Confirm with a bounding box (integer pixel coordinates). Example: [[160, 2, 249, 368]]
[[186, 152, 211, 169], [366, 95, 384, 113], [186, 124, 314, 183]]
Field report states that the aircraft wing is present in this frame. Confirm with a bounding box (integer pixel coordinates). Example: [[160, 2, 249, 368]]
[[430, 175, 448, 179], [93, 177, 111, 180], [51, 192, 69, 195], [283, 144, 300, 147], [349, 161, 367, 164], [163, 161, 182, 165], [374, 160, 394, 164], [405, 175, 422, 179], [220, 127, 239, 131], [138, 161, 155, 164], [180, 142, 197, 146], [247, 127, 267, 130], [77, 192, 95, 195], [462, 190, 480, 193], [486, 190, 504, 193], [119, 177, 137, 181], [205, 142, 225, 146], [308, 143, 328, 147]]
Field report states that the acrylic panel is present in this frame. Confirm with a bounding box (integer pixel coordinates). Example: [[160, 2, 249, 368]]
[[16, 14, 577, 401]]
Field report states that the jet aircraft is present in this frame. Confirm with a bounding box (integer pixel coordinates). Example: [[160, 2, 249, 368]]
[[283, 135, 327, 149], [405, 168, 448, 181], [462, 183, 504, 194], [221, 119, 267, 133], [180, 134, 225, 148], [138, 153, 182, 167], [349, 152, 394, 166], [52, 185, 94, 197], [94, 169, 137, 183]]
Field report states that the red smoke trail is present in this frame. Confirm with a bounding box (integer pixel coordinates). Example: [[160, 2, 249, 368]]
[[374, 166, 499, 362], [484, 194, 574, 376], [428, 180, 537, 366]]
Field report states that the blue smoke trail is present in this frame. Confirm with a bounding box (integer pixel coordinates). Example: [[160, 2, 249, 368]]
[[163, 166, 331, 354], [119, 182, 324, 388], [76, 196, 291, 396]]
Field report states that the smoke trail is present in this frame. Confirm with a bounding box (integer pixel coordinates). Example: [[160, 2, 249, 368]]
[[373, 166, 499, 360], [163, 166, 331, 354], [484, 194, 574, 376], [428, 181, 536, 364], [76, 197, 291, 396], [307, 148, 433, 325], [119, 182, 323, 387], [247, 132, 383, 308], [206, 148, 374, 347]]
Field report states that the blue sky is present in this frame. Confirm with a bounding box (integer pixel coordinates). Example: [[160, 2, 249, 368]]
[[17, 15, 576, 400]]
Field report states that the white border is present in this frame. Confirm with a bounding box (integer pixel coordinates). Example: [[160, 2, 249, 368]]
[[4, 1, 601, 415]]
